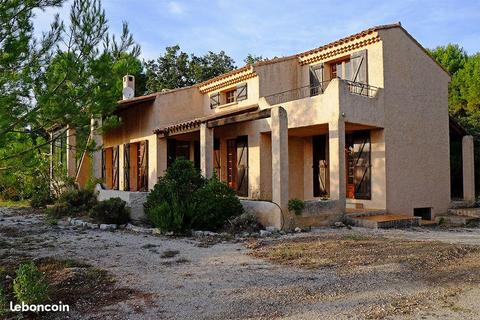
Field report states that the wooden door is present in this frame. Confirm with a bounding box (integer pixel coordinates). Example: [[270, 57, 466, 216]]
[[103, 148, 113, 189], [112, 146, 119, 190]]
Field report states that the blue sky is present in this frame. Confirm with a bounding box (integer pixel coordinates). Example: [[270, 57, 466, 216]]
[[34, 0, 480, 65]]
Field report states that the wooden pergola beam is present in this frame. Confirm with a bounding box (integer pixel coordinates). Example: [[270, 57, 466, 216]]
[[206, 109, 271, 128]]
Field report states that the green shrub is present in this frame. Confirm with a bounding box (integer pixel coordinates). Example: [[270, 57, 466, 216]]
[[227, 212, 262, 234], [0, 287, 7, 316], [13, 262, 49, 305], [89, 197, 130, 224], [288, 198, 305, 215], [145, 160, 243, 232], [48, 188, 97, 218], [192, 176, 244, 230]]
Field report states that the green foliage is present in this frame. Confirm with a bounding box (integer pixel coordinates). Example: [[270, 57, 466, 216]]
[[288, 198, 305, 216], [144, 160, 243, 232], [89, 197, 130, 224], [13, 262, 49, 305], [192, 176, 244, 230], [145, 45, 236, 92], [227, 212, 263, 234], [48, 187, 97, 218], [0, 286, 7, 316], [244, 54, 267, 65], [427, 44, 468, 75]]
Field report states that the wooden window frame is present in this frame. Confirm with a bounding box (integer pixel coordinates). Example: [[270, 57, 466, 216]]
[[225, 89, 236, 104]]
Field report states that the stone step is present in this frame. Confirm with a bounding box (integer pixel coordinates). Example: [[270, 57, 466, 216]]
[[347, 214, 420, 229], [436, 214, 480, 226], [448, 207, 480, 218], [345, 209, 387, 218]]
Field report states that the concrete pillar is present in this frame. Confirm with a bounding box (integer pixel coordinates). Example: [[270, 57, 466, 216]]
[[90, 117, 103, 179], [158, 137, 168, 178], [328, 120, 346, 210], [271, 107, 289, 221], [200, 123, 214, 178], [66, 126, 76, 178], [462, 135, 475, 202]]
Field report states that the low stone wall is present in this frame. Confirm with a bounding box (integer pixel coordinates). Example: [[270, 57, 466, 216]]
[[97, 189, 149, 222], [294, 200, 343, 228]]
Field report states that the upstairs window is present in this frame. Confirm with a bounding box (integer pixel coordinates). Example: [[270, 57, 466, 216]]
[[225, 89, 236, 104], [209, 83, 248, 109], [330, 58, 350, 80]]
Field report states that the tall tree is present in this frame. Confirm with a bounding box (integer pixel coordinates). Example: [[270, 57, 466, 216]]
[[145, 45, 235, 93], [244, 54, 267, 65]]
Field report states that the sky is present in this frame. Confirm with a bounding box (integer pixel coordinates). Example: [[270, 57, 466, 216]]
[[33, 0, 480, 66]]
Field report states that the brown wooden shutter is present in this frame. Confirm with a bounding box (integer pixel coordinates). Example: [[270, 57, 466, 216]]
[[129, 143, 138, 191], [353, 131, 371, 200], [101, 149, 106, 182], [138, 140, 148, 191], [123, 143, 130, 191], [104, 148, 113, 189], [210, 93, 220, 109], [112, 146, 119, 190], [350, 49, 368, 84], [309, 64, 324, 95], [214, 139, 221, 177], [236, 83, 247, 101], [236, 136, 248, 197]]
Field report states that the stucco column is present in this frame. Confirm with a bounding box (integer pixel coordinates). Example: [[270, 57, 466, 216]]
[[200, 123, 214, 178], [66, 126, 76, 178], [158, 137, 168, 178], [90, 117, 103, 180], [271, 107, 289, 220], [462, 135, 475, 202], [328, 120, 346, 211]]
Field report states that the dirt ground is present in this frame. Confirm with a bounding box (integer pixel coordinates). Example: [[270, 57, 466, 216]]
[[2, 207, 480, 319]]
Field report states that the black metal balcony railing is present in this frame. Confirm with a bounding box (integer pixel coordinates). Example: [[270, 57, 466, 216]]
[[264, 80, 330, 105], [344, 80, 379, 98], [264, 79, 379, 105]]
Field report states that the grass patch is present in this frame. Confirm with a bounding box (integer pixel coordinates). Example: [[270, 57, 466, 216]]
[[161, 250, 179, 258], [0, 199, 29, 208]]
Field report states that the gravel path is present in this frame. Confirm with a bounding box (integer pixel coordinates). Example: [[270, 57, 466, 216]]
[[2, 207, 480, 319]]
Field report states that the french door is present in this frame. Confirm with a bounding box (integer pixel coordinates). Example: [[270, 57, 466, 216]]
[[227, 136, 248, 197], [346, 131, 371, 199]]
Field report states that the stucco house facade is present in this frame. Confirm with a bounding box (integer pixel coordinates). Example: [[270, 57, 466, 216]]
[[59, 23, 475, 228]]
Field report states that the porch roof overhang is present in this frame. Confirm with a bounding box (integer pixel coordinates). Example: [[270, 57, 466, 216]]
[[153, 104, 266, 137]]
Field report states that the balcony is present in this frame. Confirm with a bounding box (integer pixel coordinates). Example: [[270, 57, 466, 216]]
[[264, 79, 379, 105]]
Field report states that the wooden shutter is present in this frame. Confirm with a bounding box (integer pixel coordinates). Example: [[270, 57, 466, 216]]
[[138, 140, 148, 191], [236, 136, 248, 197], [210, 93, 220, 109], [350, 50, 368, 84], [123, 144, 130, 191], [214, 139, 221, 177], [112, 146, 119, 190], [353, 131, 371, 199], [104, 148, 113, 189], [226, 139, 237, 190], [236, 83, 247, 101], [101, 149, 106, 182], [129, 143, 138, 191], [309, 64, 324, 96]]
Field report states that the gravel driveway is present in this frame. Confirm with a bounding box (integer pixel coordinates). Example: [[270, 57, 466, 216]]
[[2, 207, 480, 319]]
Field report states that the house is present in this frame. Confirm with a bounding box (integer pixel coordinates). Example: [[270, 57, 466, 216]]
[[53, 22, 476, 229]]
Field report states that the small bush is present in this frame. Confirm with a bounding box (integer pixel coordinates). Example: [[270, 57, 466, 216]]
[[30, 190, 53, 209], [145, 160, 243, 232], [13, 262, 49, 305], [227, 212, 263, 234], [89, 198, 130, 224], [0, 287, 7, 316], [48, 188, 97, 218], [288, 198, 305, 215], [192, 176, 244, 230]]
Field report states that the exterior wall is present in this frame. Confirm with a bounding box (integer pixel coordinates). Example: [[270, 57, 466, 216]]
[[379, 28, 451, 216], [255, 58, 301, 98]]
